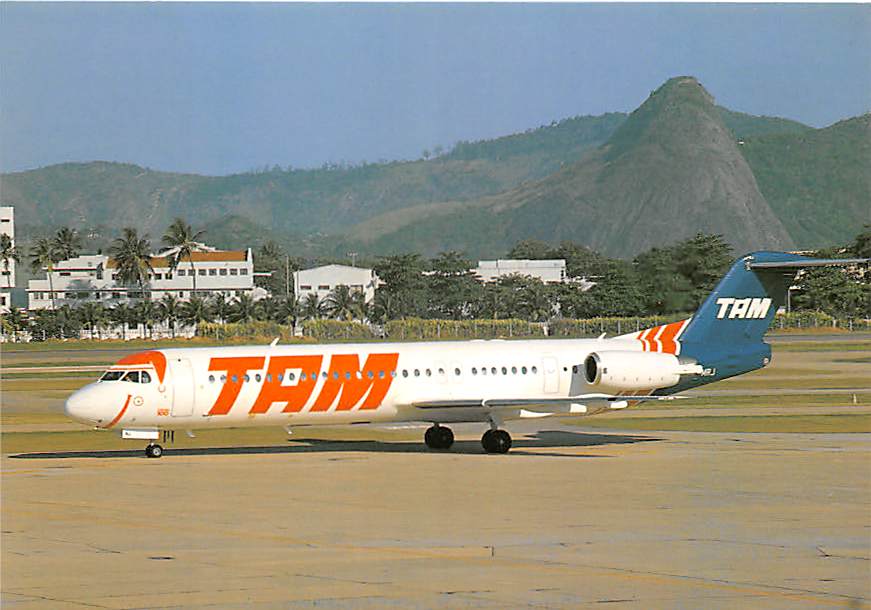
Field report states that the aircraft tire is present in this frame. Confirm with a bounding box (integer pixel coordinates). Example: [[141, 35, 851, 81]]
[[145, 443, 164, 458], [482, 429, 511, 454], [424, 425, 454, 450]]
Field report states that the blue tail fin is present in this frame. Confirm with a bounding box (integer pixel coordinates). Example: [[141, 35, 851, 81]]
[[676, 251, 866, 386]]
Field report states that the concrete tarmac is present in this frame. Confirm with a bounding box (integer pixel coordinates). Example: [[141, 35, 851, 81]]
[[2, 422, 869, 609]]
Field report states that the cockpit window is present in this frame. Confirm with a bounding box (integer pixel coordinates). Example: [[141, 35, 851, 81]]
[[122, 371, 140, 383], [141, 371, 151, 383], [100, 371, 124, 382]]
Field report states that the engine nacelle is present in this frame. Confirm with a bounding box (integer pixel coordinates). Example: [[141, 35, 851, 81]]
[[583, 350, 698, 392]]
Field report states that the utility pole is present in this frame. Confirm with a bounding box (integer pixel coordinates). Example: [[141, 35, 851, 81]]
[[285, 255, 290, 298], [348, 252, 358, 267]]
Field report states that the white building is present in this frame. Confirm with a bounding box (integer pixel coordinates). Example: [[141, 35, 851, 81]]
[[474, 259, 568, 284], [27, 246, 257, 310], [293, 264, 380, 305], [0, 206, 15, 312]]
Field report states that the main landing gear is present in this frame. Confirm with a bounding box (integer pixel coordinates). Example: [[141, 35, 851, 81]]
[[481, 429, 512, 454], [424, 424, 454, 450], [145, 443, 164, 459]]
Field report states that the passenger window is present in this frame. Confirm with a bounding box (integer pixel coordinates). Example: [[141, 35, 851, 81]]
[[391, 370, 397, 378], [141, 371, 152, 383], [345, 372, 351, 380], [532, 366, 538, 374], [256, 374, 262, 382], [288, 373, 295, 381], [511, 367, 517, 374], [454, 368, 461, 376], [402, 370, 408, 378], [122, 371, 140, 383], [220, 374, 227, 382], [501, 367, 507, 375], [522, 366, 528, 374], [491, 367, 497, 375], [333, 372, 339, 380], [367, 370, 374, 379], [426, 369, 432, 377], [481, 367, 487, 376], [278, 373, 284, 381], [244, 374, 250, 382], [472, 367, 477, 375], [208, 374, 215, 383], [378, 370, 385, 378], [414, 369, 420, 377], [231, 375, 238, 383]]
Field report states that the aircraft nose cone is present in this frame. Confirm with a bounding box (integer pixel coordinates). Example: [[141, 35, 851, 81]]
[[64, 387, 98, 425]]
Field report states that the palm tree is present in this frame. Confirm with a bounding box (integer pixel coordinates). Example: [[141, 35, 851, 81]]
[[158, 293, 181, 338], [256, 297, 280, 322], [229, 293, 257, 323], [109, 228, 153, 301], [179, 296, 213, 332], [0, 234, 20, 291], [208, 292, 232, 324], [162, 218, 205, 297], [77, 302, 107, 339], [53, 227, 82, 261], [300, 293, 323, 320], [135, 299, 158, 339], [324, 284, 364, 321], [110, 303, 134, 340], [275, 297, 300, 328], [29, 237, 60, 310]]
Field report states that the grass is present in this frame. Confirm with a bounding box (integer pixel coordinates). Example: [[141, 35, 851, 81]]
[[572, 414, 871, 434], [632, 393, 869, 411]]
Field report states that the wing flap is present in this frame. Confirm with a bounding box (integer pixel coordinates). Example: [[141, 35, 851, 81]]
[[412, 394, 683, 409]]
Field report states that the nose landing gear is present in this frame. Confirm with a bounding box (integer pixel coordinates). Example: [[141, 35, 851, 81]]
[[424, 424, 454, 450], [481, 429, 512, 454], [145, 443, 164, 458]]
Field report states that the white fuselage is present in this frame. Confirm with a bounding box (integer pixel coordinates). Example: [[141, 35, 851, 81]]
[[64, 336, 663, 432]]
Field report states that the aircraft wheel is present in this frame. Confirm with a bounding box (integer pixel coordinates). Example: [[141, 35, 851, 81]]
[[424, 425, 454, 450], [481, 429, 511, 454], [145, 443, 164, 458]]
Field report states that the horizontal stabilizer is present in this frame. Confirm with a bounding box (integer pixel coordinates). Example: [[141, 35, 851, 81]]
[[749, 257, 868, 270]]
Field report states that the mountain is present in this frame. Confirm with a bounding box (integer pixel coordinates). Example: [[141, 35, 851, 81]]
[[345, 77, 796, 258], [0, 76, 864, 260], [737, 113, 871, 249]]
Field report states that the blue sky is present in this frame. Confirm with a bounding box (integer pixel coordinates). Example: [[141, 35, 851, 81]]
[[2, 3, 869, 175]]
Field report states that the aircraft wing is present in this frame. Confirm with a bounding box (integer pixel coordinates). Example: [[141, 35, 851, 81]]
[[412, 394, 682, 409]]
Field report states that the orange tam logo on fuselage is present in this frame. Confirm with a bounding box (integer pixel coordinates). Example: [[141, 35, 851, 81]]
[[206, 353, 399, 416]]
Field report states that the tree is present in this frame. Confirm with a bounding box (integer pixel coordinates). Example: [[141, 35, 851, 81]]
[[208, 293, 233, 324], [158, 293, 182, 338], [373, 254, 427, 319], [426, 251, 483, 319], [254, 241, 296, 297], [109, 303, 135, 340], [109, 228, 153, 300], [179, 296, 213, 330], [229, 293, 258, 323], [135, 299, 158, 338], [0, 234, 20, 290], [793, 268, 870, 318], [300, 293, 324, 320], [849, 224, 871, 258], [77, 302, 107, 339], [53, 227, 82, 261], [162, 218, 205, 296], [507, 239, 553, 260], [256, 296, 280, 322], [323, 285, 365, 321], [29, 237, 60, 310], [275, 297, 300, 331]]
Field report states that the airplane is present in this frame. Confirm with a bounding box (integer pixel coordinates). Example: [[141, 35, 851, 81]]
[[64, 251, 867, 457]]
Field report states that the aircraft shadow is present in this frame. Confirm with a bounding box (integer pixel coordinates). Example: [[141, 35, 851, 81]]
[[10, 430, 660, 460]]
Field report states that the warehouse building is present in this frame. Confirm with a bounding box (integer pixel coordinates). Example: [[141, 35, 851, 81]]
[[293, 264, 380, 305]]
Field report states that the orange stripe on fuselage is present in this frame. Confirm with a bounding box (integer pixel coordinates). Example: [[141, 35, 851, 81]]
[[103, 394, 132, 429]]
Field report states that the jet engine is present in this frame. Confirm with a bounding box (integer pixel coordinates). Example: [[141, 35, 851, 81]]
[[583, 351, 701, 393]]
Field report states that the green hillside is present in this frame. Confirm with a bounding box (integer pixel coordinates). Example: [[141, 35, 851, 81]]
[[346, 77, 796, 258], [738, 114, 871, 249], [0, 76, 864, 260]]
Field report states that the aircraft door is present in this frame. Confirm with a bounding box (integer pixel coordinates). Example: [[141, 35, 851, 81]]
[[543, 356, 559, 393], [171, 358, 196, 417]]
